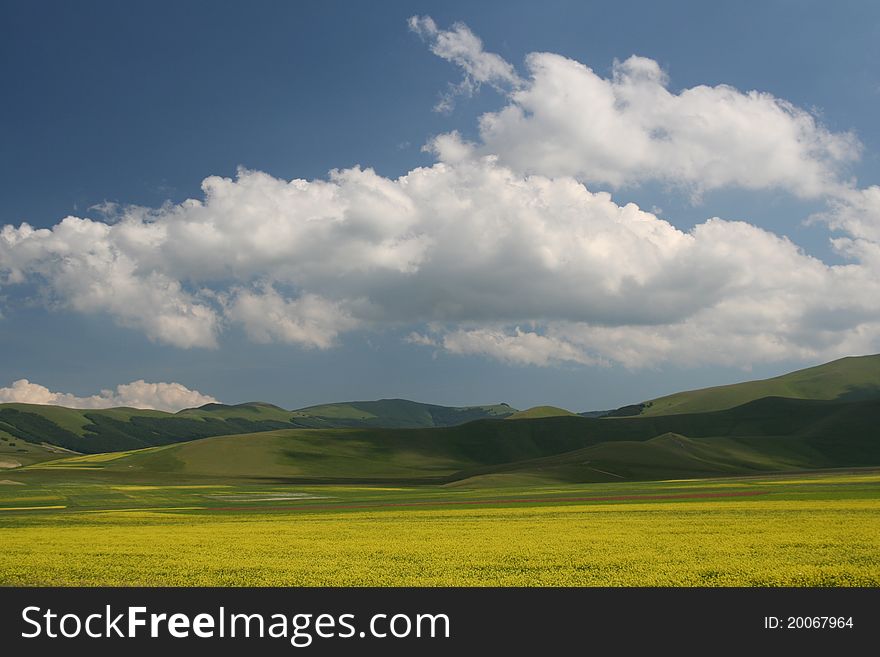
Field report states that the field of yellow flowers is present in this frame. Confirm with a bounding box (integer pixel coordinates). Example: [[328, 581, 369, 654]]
[[1, 472, 878, 586]]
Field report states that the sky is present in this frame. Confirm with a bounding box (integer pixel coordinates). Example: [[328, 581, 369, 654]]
[[1, 0, 879, 412]]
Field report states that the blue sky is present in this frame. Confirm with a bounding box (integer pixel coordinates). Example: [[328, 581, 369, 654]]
[[1, 1, 879, 412]]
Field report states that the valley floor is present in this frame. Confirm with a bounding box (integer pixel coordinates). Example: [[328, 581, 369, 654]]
[[0, 470, 878, 586]]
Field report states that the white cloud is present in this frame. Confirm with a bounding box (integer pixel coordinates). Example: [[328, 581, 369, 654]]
[[475, 52, 860, 197], [225, 285, 360, 348], [0, 379, 218, 412], [405, 332, 439, 347], [408, 15, 521, 112], [2, 154, 880, 369], [413, 19, 860, 199], [1, 18, 879, 372], [819, 185, 880, 242], [0, 219, 219, 348], [441, 327, 604, 367]]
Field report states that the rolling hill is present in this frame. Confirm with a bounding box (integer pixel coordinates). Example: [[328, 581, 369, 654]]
[[0, 399, 517, 454], [506, 405, 577, 420], [633, 354, 880, 416], [21, 396, 880, 485], [288, 399, 515, 428], [4, 353, 880, 484]]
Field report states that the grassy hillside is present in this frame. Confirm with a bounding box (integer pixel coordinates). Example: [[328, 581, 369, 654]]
[[23, 396, 880, 485], [178, 402, 295, 422], [289, 399, 515, 428], [0, 399, 517, 455], [3, 353, 878, 467], [0, 403, 296, 454], [507, 405, 576, 420], [637, 354, 880, 416], [0, 433, 76, 468]]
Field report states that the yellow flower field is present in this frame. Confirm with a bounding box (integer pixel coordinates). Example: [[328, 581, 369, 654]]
[[1, 493, 877, 586]]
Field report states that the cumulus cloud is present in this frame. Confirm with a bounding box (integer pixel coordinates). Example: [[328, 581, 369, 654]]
[[441, 327, 604, 367], [469, 53, 859, 198], [819, 185, 880, 242], [409, 15, 521, 112], [400, 204, 880, 370], [2, 153, 880, 368], [225, 285, 360, 348], [413, 18, 859, 198], [0, 379, 218, 412], [0, 219, 220, 348], [1, 18, 879, 371]]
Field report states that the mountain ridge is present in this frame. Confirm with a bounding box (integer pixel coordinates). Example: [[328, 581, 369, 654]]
[[19, 395, 880, 485], [0, 398, 518, 454], [3, 354, 880, 461], [633, 354, 880, 416]]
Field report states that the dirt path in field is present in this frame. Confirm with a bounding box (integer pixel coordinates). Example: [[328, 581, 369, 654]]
[[210, 489, 771, 512]]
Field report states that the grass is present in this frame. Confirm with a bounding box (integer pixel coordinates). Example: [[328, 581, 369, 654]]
[[506, 405, 576, 419], [0, 470, 877, 586], [0, 398, 518, 453], [290, 399, 516, 428], [13, 396, 880, 486], [0, 436, 77, 468], [640, 354, 880, 416]]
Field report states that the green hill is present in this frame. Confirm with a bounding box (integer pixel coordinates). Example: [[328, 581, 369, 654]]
[[0, 433, 76, 468], [23, 396, 880, 485], [507, 406, 577, 420], [635, 354, 880, 416], [4, 353, 880, 480], [289, 399, 515, 428], [0, 399, 517, 456], [0, 403, 295, 454], [178, 402, 295, 422]]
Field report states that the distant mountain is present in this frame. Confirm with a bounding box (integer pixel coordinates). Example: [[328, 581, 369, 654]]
[[4, 353, 880, 472], [181, 402, 294, 421], [0, 399, 517, 455], [577, 410, 613, 418], [633, 354, 880, 416], [288, 399, 515, 429], [507, 406, 577, 420], [22, 396, 880, 485]]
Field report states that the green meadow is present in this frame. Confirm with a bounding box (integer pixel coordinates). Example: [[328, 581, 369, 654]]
[[638, 354, 880, 416], [2, 354, 879, 586], [1, 470, 878, 586]]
